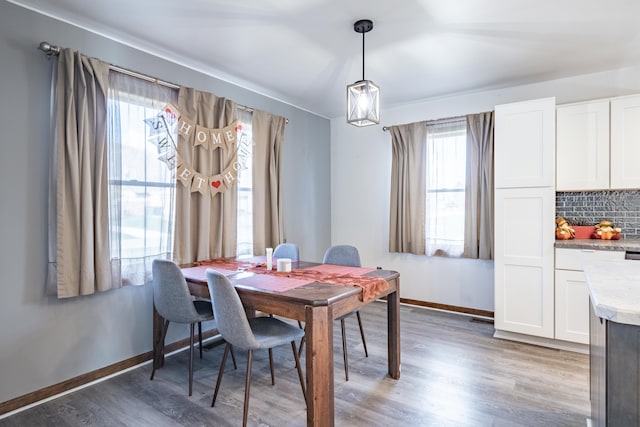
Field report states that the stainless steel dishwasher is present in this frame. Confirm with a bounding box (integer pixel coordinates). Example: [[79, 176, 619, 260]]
[[625, 251, 640, 260]]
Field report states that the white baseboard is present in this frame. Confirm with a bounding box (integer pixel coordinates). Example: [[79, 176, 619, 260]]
[[493, 329, 589, 354]]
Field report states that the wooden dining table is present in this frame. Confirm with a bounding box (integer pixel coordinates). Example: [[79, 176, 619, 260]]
[[151, 258, 401, 427]]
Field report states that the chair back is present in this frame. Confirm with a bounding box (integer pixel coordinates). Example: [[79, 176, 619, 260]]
[[152, 259, 202, 323], [322, 245, 361, 267], [206, 269, 258, 350], [273, 243, 300, 261]]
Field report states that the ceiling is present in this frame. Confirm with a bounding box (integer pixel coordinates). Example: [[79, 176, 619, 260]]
[[12, 0, 640, 119]]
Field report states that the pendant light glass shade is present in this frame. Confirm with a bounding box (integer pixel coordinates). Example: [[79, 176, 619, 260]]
[[347, 79, 380, 126], [347, 19, 380, 127]]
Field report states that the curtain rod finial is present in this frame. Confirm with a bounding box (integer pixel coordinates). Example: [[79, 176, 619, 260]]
[[39, 41, 60, 55]]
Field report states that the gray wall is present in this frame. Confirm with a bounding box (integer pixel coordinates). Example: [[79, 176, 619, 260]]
[[0, 1, 330, 404]]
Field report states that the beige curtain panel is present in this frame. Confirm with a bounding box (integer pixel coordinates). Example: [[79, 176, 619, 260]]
[[46, 48, 113, 298], [464, 111, 494, 260], [388, 113, 494, 259], [251, 109, 286, 255], [388, 122, 427, 254], [172, 87, 238, 264]]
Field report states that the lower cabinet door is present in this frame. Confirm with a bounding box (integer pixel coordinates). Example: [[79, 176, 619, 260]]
[[555, 269, 589, 344]]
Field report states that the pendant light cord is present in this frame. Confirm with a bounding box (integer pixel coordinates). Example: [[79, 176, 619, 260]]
[[361, 31, 366, 81]]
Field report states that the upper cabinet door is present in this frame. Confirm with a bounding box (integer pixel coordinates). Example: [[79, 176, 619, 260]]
[[556, 100, 610, 191], [611, 94, 640, 189], [495, 97, 556, 189]]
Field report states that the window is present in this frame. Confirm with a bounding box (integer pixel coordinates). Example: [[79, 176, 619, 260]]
[[389, 112, 492, 259], [108, 73, 178, 285], [236, 108, 253, 258], [108, 73, 258, 281], [425, 119, 467, 257]]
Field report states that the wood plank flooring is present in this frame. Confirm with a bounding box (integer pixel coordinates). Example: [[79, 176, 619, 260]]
[[0, 302, 590, 426]]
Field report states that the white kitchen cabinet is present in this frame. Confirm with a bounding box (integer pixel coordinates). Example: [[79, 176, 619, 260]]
[[555, 248, 625, 344], [556, 94, 640, 191], [556, 100, 610, 191], [494, 97, 556, 340], [495, 187, 556, 338], [611, 94, 640, 189], [495, 97, 556, 188]]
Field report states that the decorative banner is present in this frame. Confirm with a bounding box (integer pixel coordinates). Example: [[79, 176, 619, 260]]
[[209, 174, 227, 196], [144, 103, 251, 198]]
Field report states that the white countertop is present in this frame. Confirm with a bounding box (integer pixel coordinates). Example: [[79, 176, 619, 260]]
[[585, 259, 640, 325]]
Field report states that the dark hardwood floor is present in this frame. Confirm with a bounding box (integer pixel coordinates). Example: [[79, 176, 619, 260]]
[[0, 302, 590, 426]]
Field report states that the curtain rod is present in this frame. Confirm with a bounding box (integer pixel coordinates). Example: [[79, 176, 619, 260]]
[[38, 41, 287, 122], [382, 115, 466, 132]]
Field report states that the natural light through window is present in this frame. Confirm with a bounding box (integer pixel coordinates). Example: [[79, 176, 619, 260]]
[[236, 109, 253, 258], [107, 73, 178, 286], [109, 95, 176, 261], [425, 119, 466, 257]]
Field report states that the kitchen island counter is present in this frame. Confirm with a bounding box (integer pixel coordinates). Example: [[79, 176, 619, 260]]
[[585, 258, 640, 427], [585, 259, 640, 326]]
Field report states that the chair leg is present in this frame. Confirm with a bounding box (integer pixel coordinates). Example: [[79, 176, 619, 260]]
[[189, 323, 195, 396], [243, 349, 254, 427], [268, 348, 275, 385], [198, 321, 203, 359], [356, 311, 368, 357], [150, 319, 170, 381], [211, 343, 231, 407], [298, 335, 305, 358], [341, 318, 349, 381], [291, 341, 307, 407], [297, 321, 305, 358], [230, 344, 238, 370]]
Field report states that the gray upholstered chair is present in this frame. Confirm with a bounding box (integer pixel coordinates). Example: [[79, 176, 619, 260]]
[[150, 259, 227, 396], [322, 245, 368, 381], [273, 243, 304, 332], [206, 269, 306, 427], [273, 242, 300, 261]]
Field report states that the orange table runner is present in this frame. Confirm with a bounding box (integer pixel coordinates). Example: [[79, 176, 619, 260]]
[[189, 258, 389, 301]]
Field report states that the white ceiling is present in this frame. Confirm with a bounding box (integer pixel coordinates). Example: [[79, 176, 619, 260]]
[[12, 0, 640, 118]]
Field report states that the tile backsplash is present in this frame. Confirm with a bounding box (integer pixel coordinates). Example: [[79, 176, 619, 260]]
[[556, 190, 640, 238]]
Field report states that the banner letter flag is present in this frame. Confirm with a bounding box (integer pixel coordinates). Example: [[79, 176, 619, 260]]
[[194, 124, 210, 150], [209, 174, 226, 196], [158, 149, 180, 169], [144, 115, 165, 134], [161, 103, 179, 131], [191, 172, 209, 195], [210, 129, 224, 149], [223, 121, 237, 150], [163, 103, 179, 120], [178, 116, 195, 137], [223, 169, 236, 185], [177, 164, 195, 187], [153, 135, 172, 153], [237, 129, 251, 164]]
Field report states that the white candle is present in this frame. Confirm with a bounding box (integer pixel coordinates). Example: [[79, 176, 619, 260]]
[[266, 247, 273, 270], [277, 258, 291, 273]]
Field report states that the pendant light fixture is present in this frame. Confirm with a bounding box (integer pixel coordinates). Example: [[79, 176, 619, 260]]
[[347, 19, 380, 127]]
